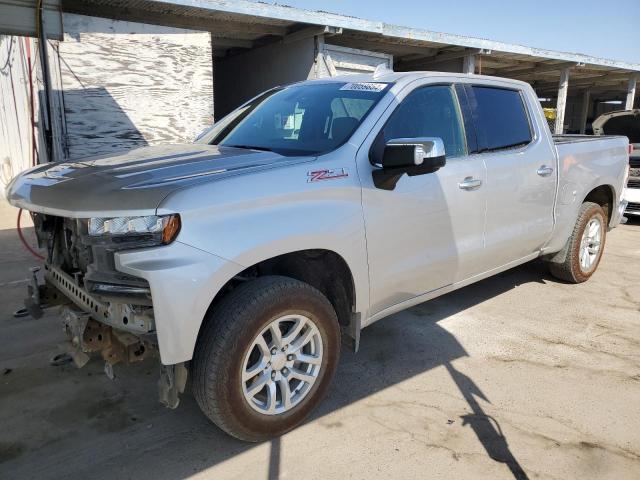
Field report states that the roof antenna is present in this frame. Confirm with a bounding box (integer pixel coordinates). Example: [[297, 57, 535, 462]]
[[373, 62, 393, 79]]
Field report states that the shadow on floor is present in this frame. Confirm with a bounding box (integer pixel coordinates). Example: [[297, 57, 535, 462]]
[[0, 243, 553, 479]]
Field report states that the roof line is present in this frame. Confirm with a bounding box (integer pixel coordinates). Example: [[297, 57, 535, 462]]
[[165, 0, 640, 71]]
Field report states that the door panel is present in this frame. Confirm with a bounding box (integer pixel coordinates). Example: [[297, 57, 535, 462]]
[[358, 84, 487, 315], [482, 149, 557, 265], [464, 85, 557, 266], [361, 157, 487, 315]]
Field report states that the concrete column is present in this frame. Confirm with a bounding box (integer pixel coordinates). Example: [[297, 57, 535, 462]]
[[579, 89, 590, 134], [626, 74, 638, 110], [555, 68, 570, 134], [462, 54, 476, 74]]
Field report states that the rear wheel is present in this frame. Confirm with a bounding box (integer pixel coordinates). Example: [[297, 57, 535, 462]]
[[549, 201, 607, 283], [192, 276, 340, 442]]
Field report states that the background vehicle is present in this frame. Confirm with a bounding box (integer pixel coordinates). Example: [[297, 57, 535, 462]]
[[593, 109, 640, 216], [5, 71, 629, 441]]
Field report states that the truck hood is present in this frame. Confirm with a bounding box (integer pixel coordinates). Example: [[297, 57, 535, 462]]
[[6, 144, 312, 218]]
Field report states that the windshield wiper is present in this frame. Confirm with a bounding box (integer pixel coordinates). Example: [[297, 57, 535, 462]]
[[224, 144, 274, 152]]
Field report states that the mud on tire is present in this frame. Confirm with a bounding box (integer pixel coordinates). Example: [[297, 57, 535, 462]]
[[548, 201, 607, 283], [191, 275, 341, 442]]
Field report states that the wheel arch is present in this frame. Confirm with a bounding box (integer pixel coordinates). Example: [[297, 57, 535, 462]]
[[196, 248, 363, 356], [583, 183, 615, 225]]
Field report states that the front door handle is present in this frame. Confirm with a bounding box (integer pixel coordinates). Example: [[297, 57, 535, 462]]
[[458, 177, 482, 190], [537, 165, 554, 177]]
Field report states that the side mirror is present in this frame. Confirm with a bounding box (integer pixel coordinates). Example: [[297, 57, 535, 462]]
[[372, 137, 446, 190]]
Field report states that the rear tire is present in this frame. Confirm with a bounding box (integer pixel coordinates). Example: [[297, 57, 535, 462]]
[[192, 276, 340, 442], [549, 201, 607, 283]]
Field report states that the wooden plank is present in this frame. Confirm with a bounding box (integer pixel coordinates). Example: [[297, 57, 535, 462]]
[[57, 13, 213, 159]]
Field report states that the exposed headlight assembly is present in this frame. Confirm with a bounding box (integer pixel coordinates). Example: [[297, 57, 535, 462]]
[[88, 214, 181, 244]]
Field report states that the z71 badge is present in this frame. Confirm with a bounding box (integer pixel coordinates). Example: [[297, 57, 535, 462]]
[[307, 168, 349, 183]]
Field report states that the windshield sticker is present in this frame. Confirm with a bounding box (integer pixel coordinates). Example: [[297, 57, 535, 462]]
[[339, 82, 387, 93]]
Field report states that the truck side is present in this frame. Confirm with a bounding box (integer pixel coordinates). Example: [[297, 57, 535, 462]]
[[5, 72, 629, 441]]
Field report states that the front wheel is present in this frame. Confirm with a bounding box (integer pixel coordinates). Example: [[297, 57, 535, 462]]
[[549, 201, 607, 283], [192, 276, 340, 442]]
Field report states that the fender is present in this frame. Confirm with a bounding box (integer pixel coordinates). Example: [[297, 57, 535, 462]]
[[150, 148, 371, 362]]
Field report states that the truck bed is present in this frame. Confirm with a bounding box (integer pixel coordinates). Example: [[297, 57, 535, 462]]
[[553, 134, 623, 144]]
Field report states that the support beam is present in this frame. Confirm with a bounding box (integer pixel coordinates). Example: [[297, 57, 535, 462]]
[[579, 89, 590, 134], [399, 47, 489, 70], [211, 37, 254, 49], [626, 74, 638, 110], [555, 67, 570, 134], [463, 54, 476, 74], [502, 61, 578, 78], [0, 0, 62, 40], [64, 2, 289, 37], [533, 73, 632, 91], [283, 25, 342, 45]]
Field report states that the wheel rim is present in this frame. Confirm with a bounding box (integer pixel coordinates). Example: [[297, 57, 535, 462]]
[[579, 216, 602, 271], [241, 314, 323, 415]]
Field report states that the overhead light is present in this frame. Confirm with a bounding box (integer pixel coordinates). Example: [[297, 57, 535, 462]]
[[601, 100, 623, 105]]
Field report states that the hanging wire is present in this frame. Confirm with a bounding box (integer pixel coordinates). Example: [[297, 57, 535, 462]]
[[0, 36, 14, 73]]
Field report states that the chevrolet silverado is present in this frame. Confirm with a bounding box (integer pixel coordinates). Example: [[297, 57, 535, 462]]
[[6, 71, 630, 441]]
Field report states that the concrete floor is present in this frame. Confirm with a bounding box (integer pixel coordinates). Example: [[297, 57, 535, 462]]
[[0, 198, 638, 480]]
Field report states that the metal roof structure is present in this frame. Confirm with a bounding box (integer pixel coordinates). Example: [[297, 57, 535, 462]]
[[60, 0, 639, 99]]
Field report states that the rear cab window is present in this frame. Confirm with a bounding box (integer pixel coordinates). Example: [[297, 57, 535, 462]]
[[467, 86, 533, 153]]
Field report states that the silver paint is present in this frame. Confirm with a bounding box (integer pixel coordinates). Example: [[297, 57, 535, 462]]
[[6, 72, 630, 365]]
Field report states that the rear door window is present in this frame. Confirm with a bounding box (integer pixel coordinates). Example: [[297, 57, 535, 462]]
[[469, 86, 532, 152]]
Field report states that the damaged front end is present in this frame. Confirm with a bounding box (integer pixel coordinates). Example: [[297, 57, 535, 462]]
[[25, 212, 187, 408]]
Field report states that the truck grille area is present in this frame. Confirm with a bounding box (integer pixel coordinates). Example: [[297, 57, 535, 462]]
[[32, 213, 156, 334], [626, 202, 640, 214], [45, 263, 155, 333]]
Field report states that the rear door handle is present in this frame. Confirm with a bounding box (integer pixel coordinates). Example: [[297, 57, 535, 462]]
[[537, 165, 554, 177], [458, 177, 482, 190]]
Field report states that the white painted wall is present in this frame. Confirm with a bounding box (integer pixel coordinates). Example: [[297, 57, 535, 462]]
[[0, 36, 37, 197], [319, 44, 393, 77], [57, 13, 213, 159]]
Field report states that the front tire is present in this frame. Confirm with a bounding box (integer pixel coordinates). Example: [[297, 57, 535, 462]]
[[192, 276, 340, 442], [549, 201, 607, 283]]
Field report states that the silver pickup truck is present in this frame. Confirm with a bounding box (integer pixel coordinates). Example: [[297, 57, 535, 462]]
[[6, 71, 629, 441]]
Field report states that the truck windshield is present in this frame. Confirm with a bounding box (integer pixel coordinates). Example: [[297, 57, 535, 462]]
[[195, 82, 391, 156]]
